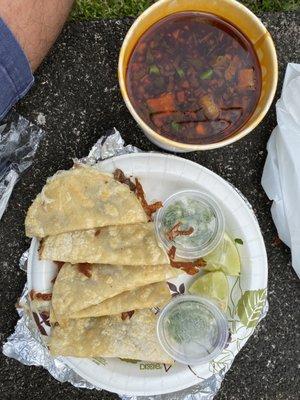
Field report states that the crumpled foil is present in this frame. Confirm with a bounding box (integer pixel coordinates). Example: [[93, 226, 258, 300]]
[[0, 114, 44, 220], [3, 282, 95, 389], [77, 127, 141, 165], [3, 129, 268, 399]]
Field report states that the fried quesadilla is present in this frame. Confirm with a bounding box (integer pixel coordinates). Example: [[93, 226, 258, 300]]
[[50, 309, 174, 364], [51, 281, 171, 322], [40, 222, 169, 265], [25, 165, 147, 238], [52, 263, 182, 321]]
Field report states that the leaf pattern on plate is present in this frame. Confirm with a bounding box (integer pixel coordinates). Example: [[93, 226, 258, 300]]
[[228, 276, 242, 318], [234, 238, 243, 245], [152, 306, 160, 315], [209, 349, 234, 374], [167, 281, 185, 297], [163, 363, 173, 373], [178, 283, 185, 294], [188, 365, 205, 379], [167, 282, 177, 292], [237, 289, 267, 328], [40, 311, 51, 327], [224, 329, 232, 349], [32, 312, 48, 336], [93, 357, 107, 366]]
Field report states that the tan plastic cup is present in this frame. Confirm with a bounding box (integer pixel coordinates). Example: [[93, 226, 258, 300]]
[[118, 0, 278, 152]]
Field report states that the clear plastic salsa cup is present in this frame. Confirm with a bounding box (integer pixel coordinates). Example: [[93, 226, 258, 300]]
[[157, 295, 229, 365], [155, 190, 225, 259]]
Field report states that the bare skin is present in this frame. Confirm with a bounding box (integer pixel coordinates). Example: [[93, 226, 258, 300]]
[[0, 0, 74, 71]]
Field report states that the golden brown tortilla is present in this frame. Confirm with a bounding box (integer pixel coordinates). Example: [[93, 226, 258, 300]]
[[40, 222, 169, 265], [52, 263, 183, 321], [53, 282, 171, 321], [25, 165, 147, 238], [49, 309, 174, 364]]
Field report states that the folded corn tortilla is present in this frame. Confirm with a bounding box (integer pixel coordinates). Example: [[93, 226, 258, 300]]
[[41, 222, 169, 265], [49, 309, 174, 364], [52, 263, 183, 320], [25, 165, 147, 238], [52, 281, 171, 322]]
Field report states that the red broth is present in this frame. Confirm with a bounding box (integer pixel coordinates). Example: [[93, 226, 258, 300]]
[[126, 12, 262, 145]]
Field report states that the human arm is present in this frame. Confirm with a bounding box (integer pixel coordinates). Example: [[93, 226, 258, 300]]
[[0, 0, 74, 120], [0, 0, 74, 71]]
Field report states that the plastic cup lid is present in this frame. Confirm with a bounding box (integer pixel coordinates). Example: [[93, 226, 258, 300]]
[[155, 190, 225, 259], [157, 295, 229, 365]]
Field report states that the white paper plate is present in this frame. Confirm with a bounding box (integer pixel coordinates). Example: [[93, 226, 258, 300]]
[[28, 153, 268, 396]]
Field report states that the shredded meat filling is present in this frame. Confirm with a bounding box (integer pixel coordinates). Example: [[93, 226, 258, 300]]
[[29, 290, 52, 301], [54, 261, 64, 271], [78, 263, 92, 278], [167, 222, 194, 241], [113, 168, 162, 220], [171, 258, 206, 275], [168, 245, 206, 275], [121, 310, 135, 321], [113, 168, 136, 192], [168, 245, 176, 260], [38, 240, 45, 258], [135, 178, 163, 220]]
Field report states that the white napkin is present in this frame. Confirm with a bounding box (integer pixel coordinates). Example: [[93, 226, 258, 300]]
[[262, 63, 300, 278]]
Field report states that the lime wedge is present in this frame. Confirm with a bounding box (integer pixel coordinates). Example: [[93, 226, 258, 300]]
[[189, 271, 229, 311], [203, 232, 241, 276]]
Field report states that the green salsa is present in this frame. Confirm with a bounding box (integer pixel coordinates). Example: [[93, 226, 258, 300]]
[[164, 300, 218, 354], [162, 197, 217, 250]]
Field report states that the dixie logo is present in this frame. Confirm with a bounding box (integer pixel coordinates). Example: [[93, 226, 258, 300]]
[[139, 363, 162, 370]]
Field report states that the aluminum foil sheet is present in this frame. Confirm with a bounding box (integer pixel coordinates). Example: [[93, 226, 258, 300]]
[[3, 281, 95, 389], [77, 127, 141, 165], [0, 114, 44, 220], [3, 129, 268, 399]]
